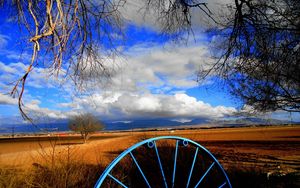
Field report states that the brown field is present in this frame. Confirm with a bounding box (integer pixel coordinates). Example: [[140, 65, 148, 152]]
[[0, 125, 299, 187], [1, 125, 299, 170]]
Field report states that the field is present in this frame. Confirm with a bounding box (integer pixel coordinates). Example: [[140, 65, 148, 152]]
[[0, 125, 299, 187]]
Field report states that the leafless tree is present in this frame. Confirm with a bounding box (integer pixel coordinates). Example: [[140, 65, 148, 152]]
[[0, 0, 211, 121], [68, 113, 104, 143], [144, 0, 212, 37], [3, 0, 299, 115], [198, 0, 300, 112], [1, 0, 125, 120]]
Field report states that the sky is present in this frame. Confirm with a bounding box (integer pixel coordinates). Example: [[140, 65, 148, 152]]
[[0, 0, 299, 125]]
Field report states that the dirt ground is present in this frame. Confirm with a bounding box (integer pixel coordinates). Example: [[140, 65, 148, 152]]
[[0, 125, 299, 175]]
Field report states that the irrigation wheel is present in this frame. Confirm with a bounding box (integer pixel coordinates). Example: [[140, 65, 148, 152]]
[[95, 136, 232, 188]]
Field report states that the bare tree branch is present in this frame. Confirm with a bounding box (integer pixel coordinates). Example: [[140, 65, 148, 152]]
[[198, 0, 300, 112], [1, 0, 212, 120]]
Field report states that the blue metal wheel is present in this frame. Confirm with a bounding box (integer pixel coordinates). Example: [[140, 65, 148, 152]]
[[95, 136, 232, 188]]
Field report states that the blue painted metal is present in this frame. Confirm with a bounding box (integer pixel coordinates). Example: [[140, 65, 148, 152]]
[[186, 147, 199, 188], [107, 174, 128, 188], [180, 139, 189, 147], [194, 162, 215, 188], [183, 140, 188, 146], [171, 140, 179, 188], [147, 141, 154, 148], [129, 152, 151, 188], [154, 141, 168, 188], [94, 136, 232, 188], [219, 182, 227, 188]]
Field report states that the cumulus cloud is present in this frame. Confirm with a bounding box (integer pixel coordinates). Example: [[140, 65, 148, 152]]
[[0, 62, 73, 121], [0, 92, 71, 120], [0, 61, 69, 90], [118, 0, 160, 30], [64, 92, 236, 120], [0, 30, 236, 121], [119, 0, 234, 31], [0, 93, 17, 105], [23, 100, 68, 119], [0, 40, 236, 121], [101, 42, 215, 94]]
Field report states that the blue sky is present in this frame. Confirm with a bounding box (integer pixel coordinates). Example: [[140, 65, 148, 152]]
[[0, 0, 299, 125]]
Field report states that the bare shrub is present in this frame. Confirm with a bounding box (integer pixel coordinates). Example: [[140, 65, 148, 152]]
[[69, 113, 105, 143]]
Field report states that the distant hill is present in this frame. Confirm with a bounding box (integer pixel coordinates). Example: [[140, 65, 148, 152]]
[[0, 116, 298, 135], [105, 117, 298, 130], [104, 118, 213, 130], [213, 117, 296, 126]]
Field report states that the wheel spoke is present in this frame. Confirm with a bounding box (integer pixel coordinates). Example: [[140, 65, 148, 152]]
[[95, 136, 232, 188], [186, 147, 199, 188], [219, 182, 227, 188], [154, 141, 168, 188], [129, 152, 152, 188], [194, 162, 215, 188], [172, 140, 179, 188], [108, 174, 128, 188]]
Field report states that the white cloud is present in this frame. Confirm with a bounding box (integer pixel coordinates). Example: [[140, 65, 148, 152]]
[[0, 92, 71, 120], [119, 0, 160, 30], [101, 42, 214, 94], [119, 0, 234, 31], [0, 93, 17, 105], [0, 39, 234, 121], [64, 92, 236, 120], [0, 28, 235, 122], [0, 61, 69, 91], [172, 118, 193, 123], [23, 99, 78, 120]]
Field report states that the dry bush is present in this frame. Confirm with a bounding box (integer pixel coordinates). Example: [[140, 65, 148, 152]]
[[227, 166, 300, 188], [0, 141, 105, 188], [0, 168, 30, 188], [0, 162, 104, 188], [29, 161, 103, 188], [29, 141, 105, 188]]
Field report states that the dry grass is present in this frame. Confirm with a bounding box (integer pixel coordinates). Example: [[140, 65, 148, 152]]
[[0, 141, 105, 188], [0, 126, 299, 187]]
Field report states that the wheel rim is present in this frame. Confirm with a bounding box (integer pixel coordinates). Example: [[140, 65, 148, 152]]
[[95, 136, 232, 188]]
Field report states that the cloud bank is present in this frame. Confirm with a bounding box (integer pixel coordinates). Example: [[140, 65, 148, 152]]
[[64, 92, 236, 120]]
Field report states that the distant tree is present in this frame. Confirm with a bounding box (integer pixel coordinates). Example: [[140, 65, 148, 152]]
[[68, 113, 104, 143], [198, 0, 300, 112]]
